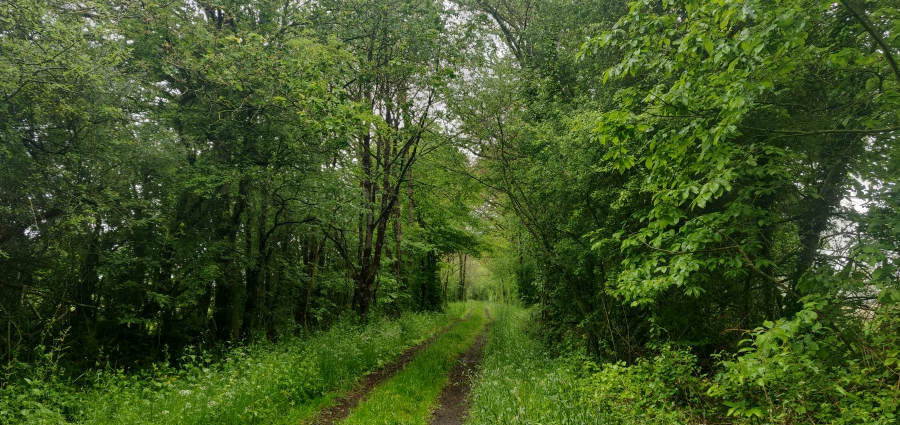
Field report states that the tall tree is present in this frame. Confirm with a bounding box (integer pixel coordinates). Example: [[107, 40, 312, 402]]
[[127, 0, 355, 341], [1, 0, 133, 362], [585, 0, 900, 314], [451, 0, 641, 359], [311, 0, 461, 317]]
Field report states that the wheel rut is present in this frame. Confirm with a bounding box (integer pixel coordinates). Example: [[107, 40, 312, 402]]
[[307, 308, 475, 425], [428, 308, 492, 425]]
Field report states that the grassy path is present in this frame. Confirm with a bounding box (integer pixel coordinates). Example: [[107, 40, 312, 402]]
[[307, 308, 474, 424], [276, 305, 477, 425], [337, 305, 490, 425]]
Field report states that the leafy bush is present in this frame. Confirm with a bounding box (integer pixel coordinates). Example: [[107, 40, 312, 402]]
[[469, 301, 900, 425], [578, 344, 704, 424], [0, 330, 79, 423], [711, 296, 900, 424], [469, 305, 703, 424]]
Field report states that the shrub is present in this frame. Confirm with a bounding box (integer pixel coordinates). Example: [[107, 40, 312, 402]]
[[710, 296, 900, 424]]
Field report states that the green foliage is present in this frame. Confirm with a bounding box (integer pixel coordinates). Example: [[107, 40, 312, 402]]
[[468, 304, 708, 424], [1, 0, 485, 378], [4, 0, 900, 422], [450, 0, 655, 361], [583, 0, 900, 310], [460, 0, 900, 421], [0, 330, 81, 422], [711, 296, 900, 424], [578, 345, 704, 424]]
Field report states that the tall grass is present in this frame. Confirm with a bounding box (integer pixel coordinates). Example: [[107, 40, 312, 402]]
[[466, 304, 692, 425], [465, 304, 603, 424], [1, 305, 468, 425]]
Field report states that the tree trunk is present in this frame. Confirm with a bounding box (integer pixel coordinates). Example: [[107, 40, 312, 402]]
[[458, 252, 467, 301], [242, 183, 269, 338], [212, 177, 249, 341], [303, 236, 324, 333]]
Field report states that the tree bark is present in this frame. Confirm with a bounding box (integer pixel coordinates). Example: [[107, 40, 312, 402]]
[[302, 236, 324, 333]]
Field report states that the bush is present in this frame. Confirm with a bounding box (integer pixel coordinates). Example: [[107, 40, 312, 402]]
[[710, 296, 900, 424], [578, 344, 703, 424]]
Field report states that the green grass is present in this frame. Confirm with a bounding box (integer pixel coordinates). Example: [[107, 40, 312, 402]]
[[341, 304, 489, 425], [1, 305, 470, 425], [466, 304, 693, 425]]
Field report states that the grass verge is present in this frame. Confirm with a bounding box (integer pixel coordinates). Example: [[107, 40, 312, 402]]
[[340, 304, 489, 425], [465, 304, 694, 425]]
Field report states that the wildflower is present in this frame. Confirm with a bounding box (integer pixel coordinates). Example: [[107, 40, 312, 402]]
[[179, 389, 192, 396], [161, 410, 169, 415]]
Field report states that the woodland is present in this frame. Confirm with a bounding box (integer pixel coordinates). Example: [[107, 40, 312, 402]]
[[1, 0, 899, 423]]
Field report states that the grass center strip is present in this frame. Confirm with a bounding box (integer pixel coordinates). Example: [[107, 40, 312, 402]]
[[339, 306, 489, 425], [307, 307, 475, 425]]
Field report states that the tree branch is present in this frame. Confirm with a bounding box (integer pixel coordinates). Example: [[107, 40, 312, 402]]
[[742, 125, 900, 137], [839, 0, 900, 87]]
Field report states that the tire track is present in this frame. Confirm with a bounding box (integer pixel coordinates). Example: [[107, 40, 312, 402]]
[[307, 308, 475, 425], [428, 308, 492, 425]]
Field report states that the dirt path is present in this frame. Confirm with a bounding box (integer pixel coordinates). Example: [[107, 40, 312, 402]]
[[307, 308, 475, 425], [428, 308, 492, 425]]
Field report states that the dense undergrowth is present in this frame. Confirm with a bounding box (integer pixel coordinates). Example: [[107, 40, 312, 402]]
[[468, 304, 695, 424], [469, 303, 900, 425], [0, 304, 468, 424]]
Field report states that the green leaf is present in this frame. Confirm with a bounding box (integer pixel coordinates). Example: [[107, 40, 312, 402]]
[[865, 77, 880, 91], [704, 38, 715, 55]]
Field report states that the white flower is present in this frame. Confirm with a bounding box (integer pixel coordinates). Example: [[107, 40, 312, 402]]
[[161, 410, 169, 415], [179, 389, 192, 396]]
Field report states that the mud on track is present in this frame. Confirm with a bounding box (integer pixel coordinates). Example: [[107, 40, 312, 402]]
[[428, 308, 492, 425], [307, 308, 475, 425]]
